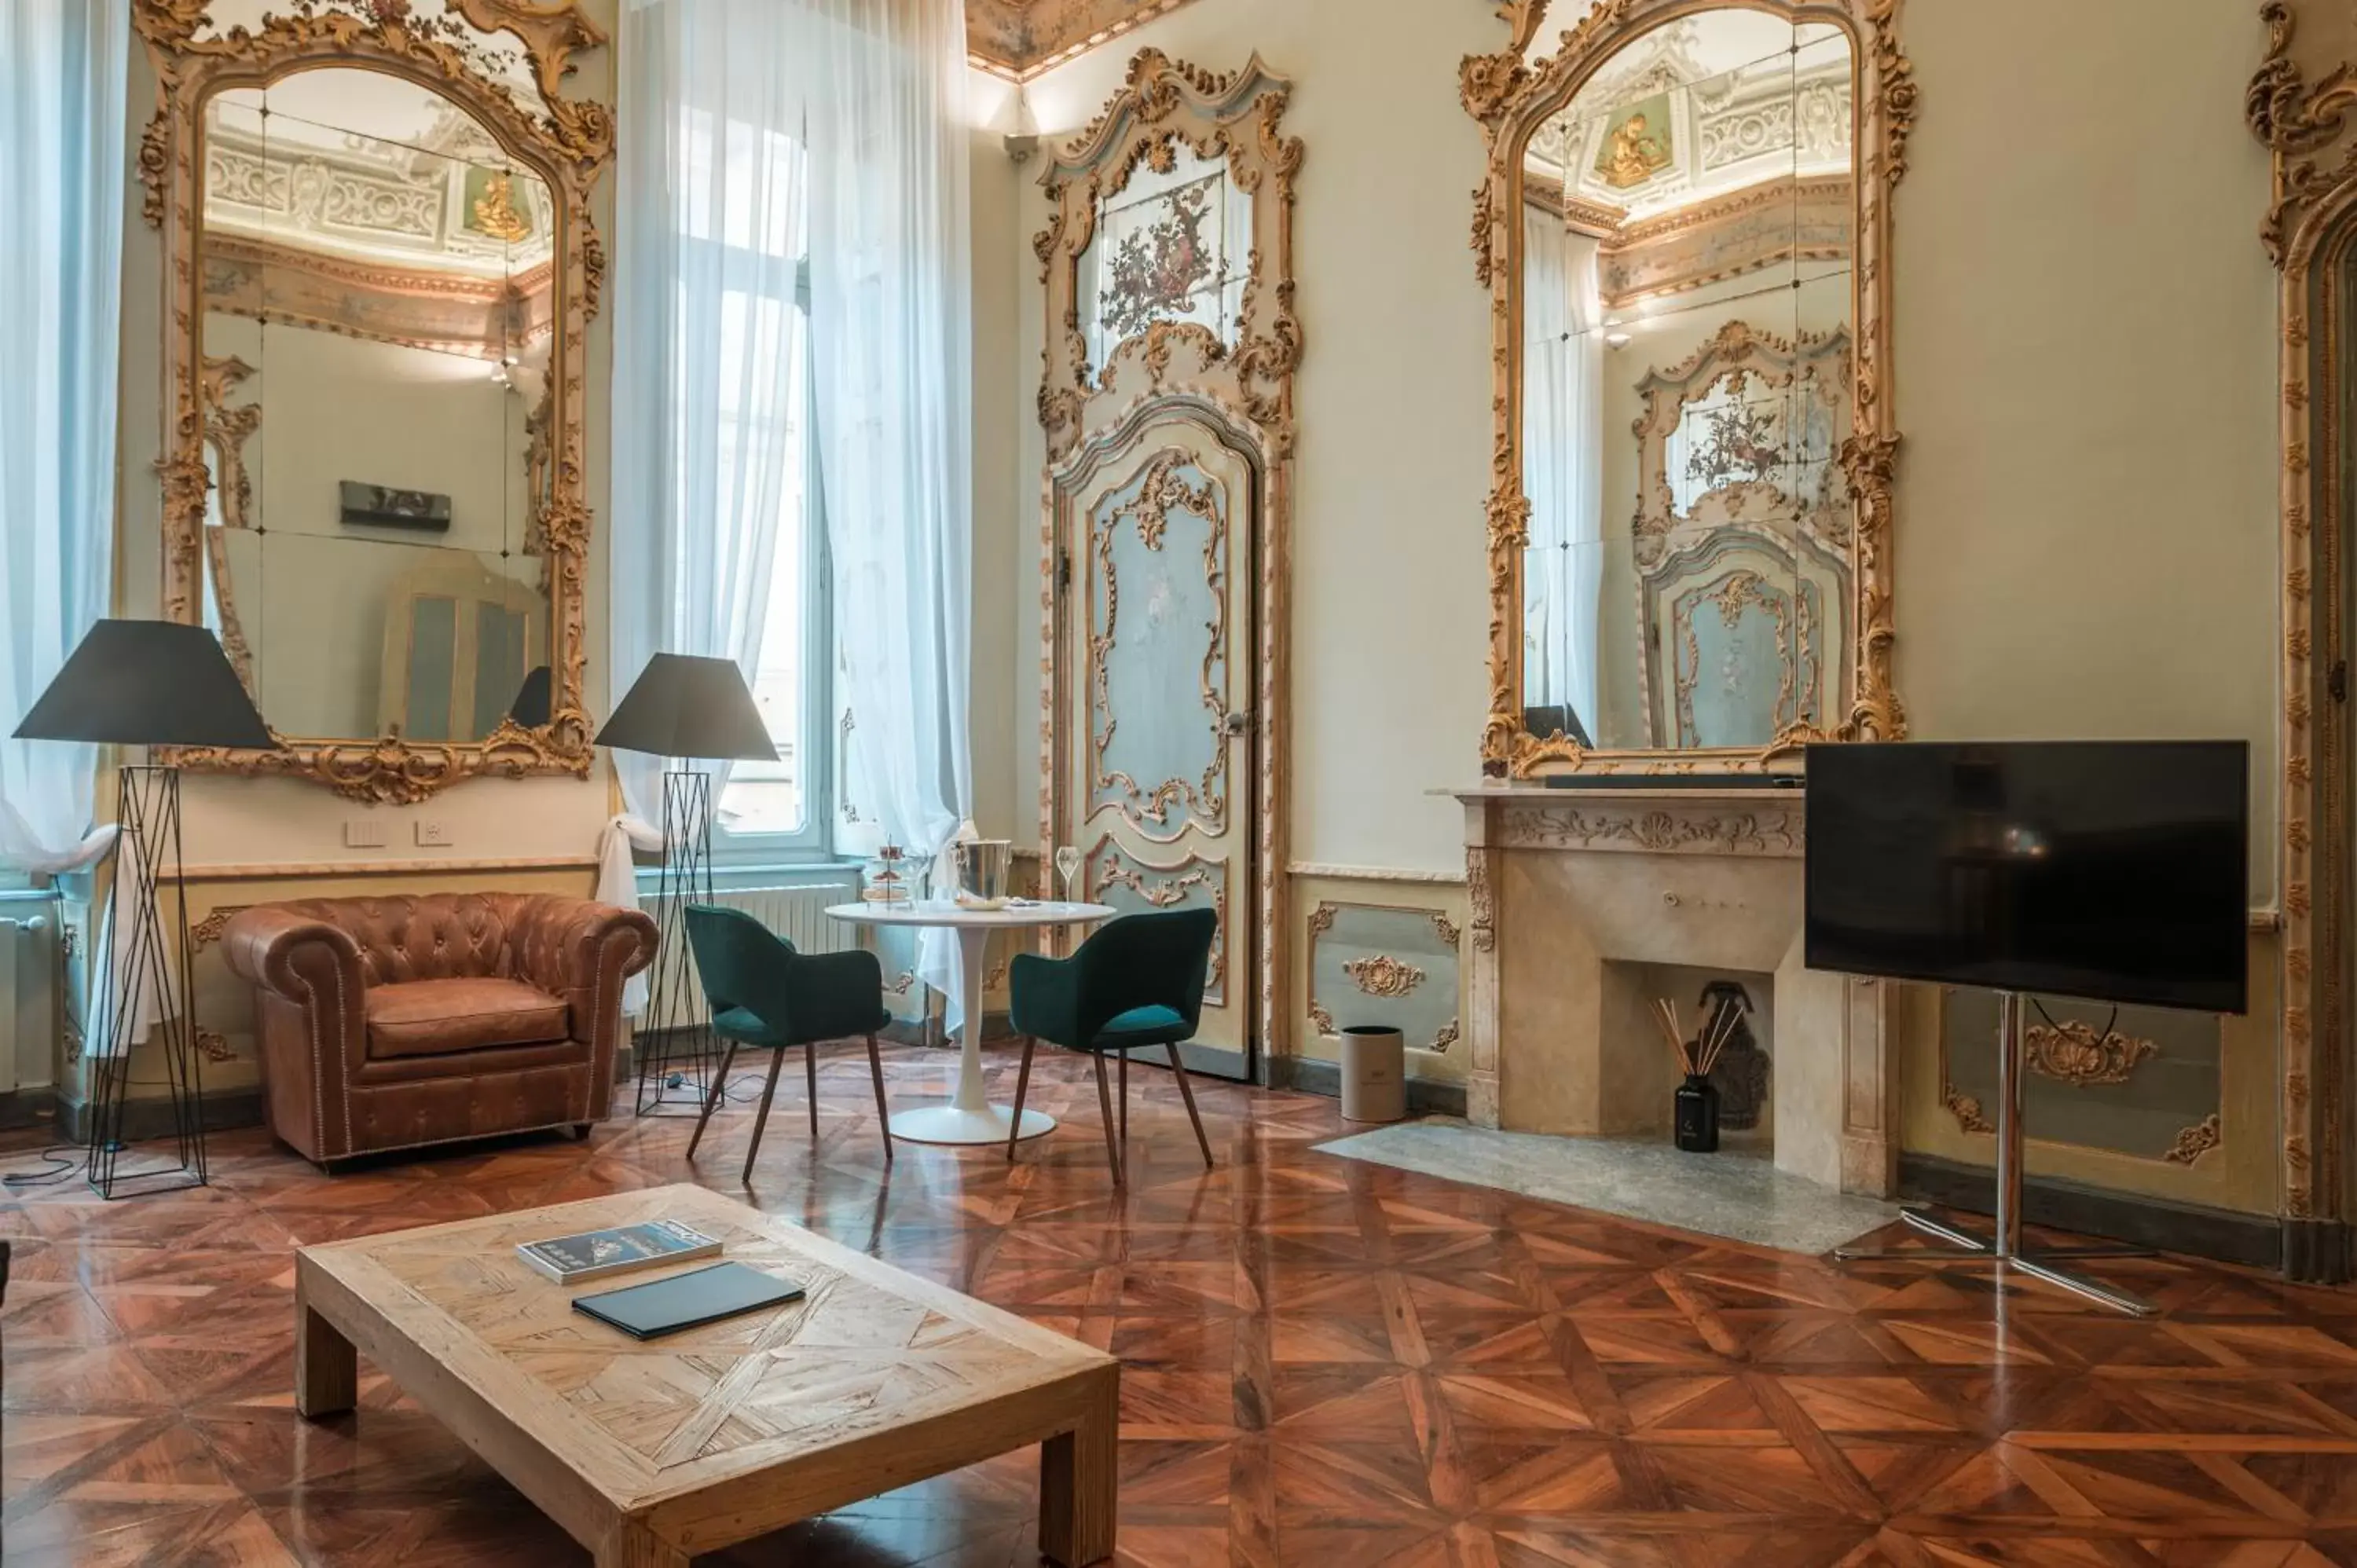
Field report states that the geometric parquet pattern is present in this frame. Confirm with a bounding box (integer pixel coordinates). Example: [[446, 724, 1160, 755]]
[[7, 1039, 2357, 1566]]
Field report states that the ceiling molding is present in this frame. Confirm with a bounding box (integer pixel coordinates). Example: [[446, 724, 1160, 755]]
[[966, 0, 1206, 81]]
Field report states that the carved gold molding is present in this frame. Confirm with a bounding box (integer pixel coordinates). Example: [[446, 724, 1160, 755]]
[[1084, 833, 1230, 1002], [2247, 0, 2352, 1223], [1038, 52, 1299, 1059], [1343, 954, 1425, 999], [135, 0, 610, 805], [1463, 0, 1912, 777], [2023, 1020, 2161, 1088], [1942, 1085, 1995, 1137], [1495, 804, 1802, 857], [197, 354, 258, 693], [2165, 1113, 2223, 1167]]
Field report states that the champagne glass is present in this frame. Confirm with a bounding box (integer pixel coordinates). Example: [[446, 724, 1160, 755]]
[[1054, 845, 1083, 902]]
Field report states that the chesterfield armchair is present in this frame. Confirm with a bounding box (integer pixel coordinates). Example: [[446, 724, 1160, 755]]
[[222, 892, 658, 1167]]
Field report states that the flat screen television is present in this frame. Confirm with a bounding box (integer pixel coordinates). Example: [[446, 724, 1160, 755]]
[[1805, 741, 2249, 1013]]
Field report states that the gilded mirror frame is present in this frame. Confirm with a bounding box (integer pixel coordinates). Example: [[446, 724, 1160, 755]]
[[1462, 0, 1914, 777], [134, 0, 612, 804], [2246, 0, 2357, 1263]]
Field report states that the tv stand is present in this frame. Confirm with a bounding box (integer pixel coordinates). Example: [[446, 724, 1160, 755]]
[[1835, 990, 2157, 1317]]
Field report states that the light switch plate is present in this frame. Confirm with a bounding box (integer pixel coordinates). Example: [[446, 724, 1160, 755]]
[[415, 820, 452, 847], [343, 819, 387, 849]]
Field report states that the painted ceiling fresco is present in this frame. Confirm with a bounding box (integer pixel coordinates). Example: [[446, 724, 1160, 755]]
[[966, 0, 1204, 79]]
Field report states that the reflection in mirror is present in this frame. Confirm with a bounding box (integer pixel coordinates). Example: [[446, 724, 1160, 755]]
[[198, 67, 555, 744], [1519, 12, 1853, 753]]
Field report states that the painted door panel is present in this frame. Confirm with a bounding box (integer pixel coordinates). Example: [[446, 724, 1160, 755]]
[[1060, 419, 1254, 1067]]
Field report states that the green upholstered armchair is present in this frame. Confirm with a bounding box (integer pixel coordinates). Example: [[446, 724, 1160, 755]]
[[682, 904, 893, 1181], [1006, 907, 1218, 1184]]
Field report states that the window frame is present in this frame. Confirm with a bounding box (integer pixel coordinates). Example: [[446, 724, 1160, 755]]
[[711, 254, 835, 867]]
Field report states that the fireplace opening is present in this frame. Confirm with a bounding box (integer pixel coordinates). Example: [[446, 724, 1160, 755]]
[[1618, 963, 1775, 1156]]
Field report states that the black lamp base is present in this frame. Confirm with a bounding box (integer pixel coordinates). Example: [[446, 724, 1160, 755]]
[[84, 765, 207, 1200], [635, 768, 724, 1116]]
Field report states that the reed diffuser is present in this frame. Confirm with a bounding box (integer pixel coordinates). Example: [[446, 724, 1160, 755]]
[[1653, 995, 1743, 1152]]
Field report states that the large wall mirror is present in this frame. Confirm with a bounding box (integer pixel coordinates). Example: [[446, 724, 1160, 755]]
[[137, 0, 611, 804], [1462, 0, 1911, 776]]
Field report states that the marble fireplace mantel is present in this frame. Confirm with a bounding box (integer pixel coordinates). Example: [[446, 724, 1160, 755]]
[[1450, 786, 1897, 1197]]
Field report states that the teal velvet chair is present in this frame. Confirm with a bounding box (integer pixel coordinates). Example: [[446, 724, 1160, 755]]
[[1006, 907, 1217, 1184], [683, 904, 893, 1181]]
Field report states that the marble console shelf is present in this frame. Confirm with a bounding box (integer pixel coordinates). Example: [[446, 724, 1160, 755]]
[[1449, 785, 1897, 1198]]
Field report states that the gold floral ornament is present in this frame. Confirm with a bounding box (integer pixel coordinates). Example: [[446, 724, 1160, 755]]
[[1342, 954, 1425, 999]]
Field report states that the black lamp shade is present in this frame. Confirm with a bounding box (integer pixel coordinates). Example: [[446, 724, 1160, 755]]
[[595, 654, 776, 762], [14, 620, 275, 749], [508, 665, 553, 728]]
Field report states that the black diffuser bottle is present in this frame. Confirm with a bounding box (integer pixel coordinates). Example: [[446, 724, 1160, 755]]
[[1674, 1072, 1720, 1153]]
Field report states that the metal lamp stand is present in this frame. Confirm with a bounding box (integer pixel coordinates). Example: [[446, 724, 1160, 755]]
[[1835, 990, 2157, 1317], [635, 767, 722, 1116], [85, 764, 207, 1200]]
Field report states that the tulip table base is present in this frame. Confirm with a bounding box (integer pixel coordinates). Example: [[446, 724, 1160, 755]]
[[826, 901, 1116, 1149]]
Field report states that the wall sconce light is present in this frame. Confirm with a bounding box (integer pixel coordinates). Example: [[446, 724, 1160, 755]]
[[1004, 86, 1039, 165], [1604, 331, 1633, 350]]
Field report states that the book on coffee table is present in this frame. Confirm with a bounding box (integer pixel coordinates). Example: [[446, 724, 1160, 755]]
[[574, 1261, 807, 1340], [516, 1218, 721, 1284]]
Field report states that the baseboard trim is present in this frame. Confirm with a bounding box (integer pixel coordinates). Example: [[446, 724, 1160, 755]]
[[54, 1086, 266, 1147], [1265, 1054, 1468, 1119], [1897, 1152, 2281, 1271], [0, 1086, 57, 1132], [2282, 1217, 2355, 1284]]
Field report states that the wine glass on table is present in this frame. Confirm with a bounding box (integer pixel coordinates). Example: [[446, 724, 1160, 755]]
[[1054, 845, 1083, 903]]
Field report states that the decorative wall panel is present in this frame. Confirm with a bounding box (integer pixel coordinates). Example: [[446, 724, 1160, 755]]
[[1306, 901, 1463, 1057], [1085, 837, 1228, 1004], [1938, 990, 2223, 1166]]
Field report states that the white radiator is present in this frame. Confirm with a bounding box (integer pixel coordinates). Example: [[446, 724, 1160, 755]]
[[643, 879, 860, 1029], [0, 914, 60, 1095]]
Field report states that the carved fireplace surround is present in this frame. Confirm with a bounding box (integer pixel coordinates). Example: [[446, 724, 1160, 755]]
[[1457, 786, 1897, 1197]]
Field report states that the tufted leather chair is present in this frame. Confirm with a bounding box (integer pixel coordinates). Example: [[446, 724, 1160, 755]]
[[222, 893, 658, 1167]]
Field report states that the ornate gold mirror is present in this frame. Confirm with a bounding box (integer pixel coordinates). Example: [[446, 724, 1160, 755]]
[[137, 0, 610, 804], [1463, 0, 1910, 776]]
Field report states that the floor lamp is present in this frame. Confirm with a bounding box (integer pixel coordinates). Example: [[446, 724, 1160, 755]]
[[597, 654, 776, 1116], [13, 620, 275, 1200]]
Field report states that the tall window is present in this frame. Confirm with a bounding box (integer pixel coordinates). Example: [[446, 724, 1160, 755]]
[[664, 106, 828, 853]]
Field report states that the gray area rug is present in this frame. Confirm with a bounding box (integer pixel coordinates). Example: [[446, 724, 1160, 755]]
[[1316, 1118, 1900, 1255]]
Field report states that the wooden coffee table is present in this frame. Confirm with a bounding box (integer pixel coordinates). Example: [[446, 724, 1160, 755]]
[[294, 1184, 1119, 1566]]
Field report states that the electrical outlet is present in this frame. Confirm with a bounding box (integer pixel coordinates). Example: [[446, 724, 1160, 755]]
[[415, 820, 453, 848], [343, 819, 387, 849]]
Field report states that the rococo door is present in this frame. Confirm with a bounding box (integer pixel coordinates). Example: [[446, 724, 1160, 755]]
[[1053, 410, 1259, 1076]]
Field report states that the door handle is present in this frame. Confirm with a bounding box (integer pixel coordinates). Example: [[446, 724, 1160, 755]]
[[1221, 709, 1252, 737]]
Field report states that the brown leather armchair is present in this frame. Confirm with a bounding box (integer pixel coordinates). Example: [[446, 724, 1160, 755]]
[[222, 892, 658, 1167]]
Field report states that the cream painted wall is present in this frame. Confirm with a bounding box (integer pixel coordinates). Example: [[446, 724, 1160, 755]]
[[994, 0, 2283, 901], [1013, 0, 1500, 875], [1892, 0, 2281, 898]]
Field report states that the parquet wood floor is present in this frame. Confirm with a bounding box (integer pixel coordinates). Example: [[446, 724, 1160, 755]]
[[5, 1042, 2357, 1566]]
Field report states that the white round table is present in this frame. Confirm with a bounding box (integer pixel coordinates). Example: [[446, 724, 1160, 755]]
[[826, 900, 1115, 1145]]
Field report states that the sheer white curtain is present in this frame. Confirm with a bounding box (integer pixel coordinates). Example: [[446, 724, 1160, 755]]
[[1521, 207, 1604, 738], [0, 0, 126, 875], [799, 0, 975, 1021], [609, 0, 810, 1005], [610, 0, 974, 1020]]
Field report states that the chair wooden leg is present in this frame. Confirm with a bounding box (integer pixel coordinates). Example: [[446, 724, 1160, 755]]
[[1091, 1050, 1122, 1186], [865, 1034, 893, 1163], [742, 1047, 787, 1185], [686, 1042, 740, 1161], [1165, 1041, 1213, 1169], [1006, 1035, 1039, 1163], [805, 1041, 820, 1137], [1117, 1050, 1128, 1156]]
